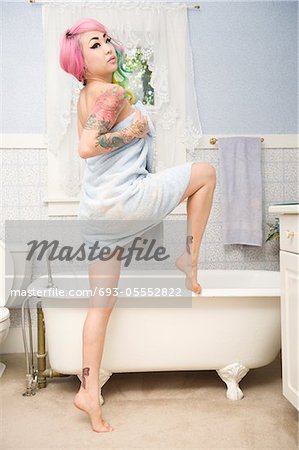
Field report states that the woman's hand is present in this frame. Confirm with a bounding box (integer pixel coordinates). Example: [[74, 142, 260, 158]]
[[130, 109, 149, 139]]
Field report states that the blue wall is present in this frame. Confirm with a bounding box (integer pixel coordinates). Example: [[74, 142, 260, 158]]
[[1, 0, 45, 133], [1, 0, 298, 134]]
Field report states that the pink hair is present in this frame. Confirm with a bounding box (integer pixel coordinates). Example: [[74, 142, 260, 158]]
[[59, 17, 125, 85]]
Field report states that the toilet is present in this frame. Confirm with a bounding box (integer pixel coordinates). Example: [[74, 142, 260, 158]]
[[0, 240, 33, 377]]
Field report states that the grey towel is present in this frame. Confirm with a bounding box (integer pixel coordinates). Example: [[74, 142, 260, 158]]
[[218, 136, 263, 246]]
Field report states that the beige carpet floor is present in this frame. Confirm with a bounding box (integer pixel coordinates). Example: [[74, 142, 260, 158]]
[[0, 352, 298, 449]]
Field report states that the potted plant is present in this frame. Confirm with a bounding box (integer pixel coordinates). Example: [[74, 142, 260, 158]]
[[266, 217, 280, 242]]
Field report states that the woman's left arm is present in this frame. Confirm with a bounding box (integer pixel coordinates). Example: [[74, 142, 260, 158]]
[[84, 84, 128, 134], [78, 84, 129, 156]]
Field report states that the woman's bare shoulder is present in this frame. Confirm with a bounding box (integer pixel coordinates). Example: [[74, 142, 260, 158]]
[[77, 83, 112, 124], [78, 82, 124, 107], [78, 82, 113, 103], [85, 81, 124, 96], [77, 82, 129, 126]]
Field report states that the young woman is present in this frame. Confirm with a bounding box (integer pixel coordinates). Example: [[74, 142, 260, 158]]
[[59, 17, 216, 433]]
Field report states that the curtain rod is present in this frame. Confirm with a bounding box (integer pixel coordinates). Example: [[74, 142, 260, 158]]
[[29, 0, 200, 8]]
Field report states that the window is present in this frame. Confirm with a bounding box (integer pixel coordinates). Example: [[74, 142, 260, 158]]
[[123, 47, 154, 106]]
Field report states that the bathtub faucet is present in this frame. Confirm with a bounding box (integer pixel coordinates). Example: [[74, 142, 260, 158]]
[[46, 248, 56, 289], [45, 245, 74, 289]]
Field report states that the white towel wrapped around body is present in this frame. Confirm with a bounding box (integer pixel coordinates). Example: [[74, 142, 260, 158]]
[[78, 100, 193, 256]]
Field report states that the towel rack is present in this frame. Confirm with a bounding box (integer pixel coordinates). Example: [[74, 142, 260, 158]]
[[210, 137, 264, 145]]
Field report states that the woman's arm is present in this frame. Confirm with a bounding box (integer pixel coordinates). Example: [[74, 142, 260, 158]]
[[79, 115, 148, 159], [78, 84, 146, 159], [84, 84, 127, 133]]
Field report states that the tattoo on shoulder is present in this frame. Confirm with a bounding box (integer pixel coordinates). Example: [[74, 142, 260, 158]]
[[84, 115, 112, 132], [83, 85, 127, 132]]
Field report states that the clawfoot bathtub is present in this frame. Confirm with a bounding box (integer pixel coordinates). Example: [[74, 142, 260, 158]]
[[29, 269, 281, 404]]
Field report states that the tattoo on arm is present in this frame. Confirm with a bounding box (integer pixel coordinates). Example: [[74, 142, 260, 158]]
[[84, 85, 128, 133], [95, 119, 147, 152]]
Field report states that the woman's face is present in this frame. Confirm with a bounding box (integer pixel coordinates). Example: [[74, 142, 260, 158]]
[[79, 30, 117, 82]]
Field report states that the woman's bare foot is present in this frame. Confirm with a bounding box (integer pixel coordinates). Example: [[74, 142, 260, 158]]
[[74, 386, 114, 433], [175, 251, 202, 295]]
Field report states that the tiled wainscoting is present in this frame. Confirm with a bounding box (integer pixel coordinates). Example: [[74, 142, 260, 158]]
[[1, 146, 298, 327]]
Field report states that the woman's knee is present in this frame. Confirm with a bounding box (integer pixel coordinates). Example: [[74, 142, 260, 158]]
[[89, 295, 117, 311], [207, 164, 217, 185], [192, 162, 216, 187], [177, 162, 217, 204]]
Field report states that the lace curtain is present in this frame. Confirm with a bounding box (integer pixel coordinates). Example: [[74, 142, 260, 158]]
[[43, 1, 203, 197]]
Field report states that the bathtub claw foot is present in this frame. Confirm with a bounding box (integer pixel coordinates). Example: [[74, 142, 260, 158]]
[[216, 362, 249, 400], [99, 368, 113, 406]]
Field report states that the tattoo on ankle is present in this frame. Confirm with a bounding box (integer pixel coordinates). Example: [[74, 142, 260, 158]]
[[186, 235, 193, 255], [82, 367, 90, 389]]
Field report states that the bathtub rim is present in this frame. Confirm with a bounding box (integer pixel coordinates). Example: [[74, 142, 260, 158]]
[[6, 269, 281, 308]]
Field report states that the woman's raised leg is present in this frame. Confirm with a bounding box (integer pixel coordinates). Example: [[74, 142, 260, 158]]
[[74, 249, 122, 432], [175, 163, 217, 294]]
